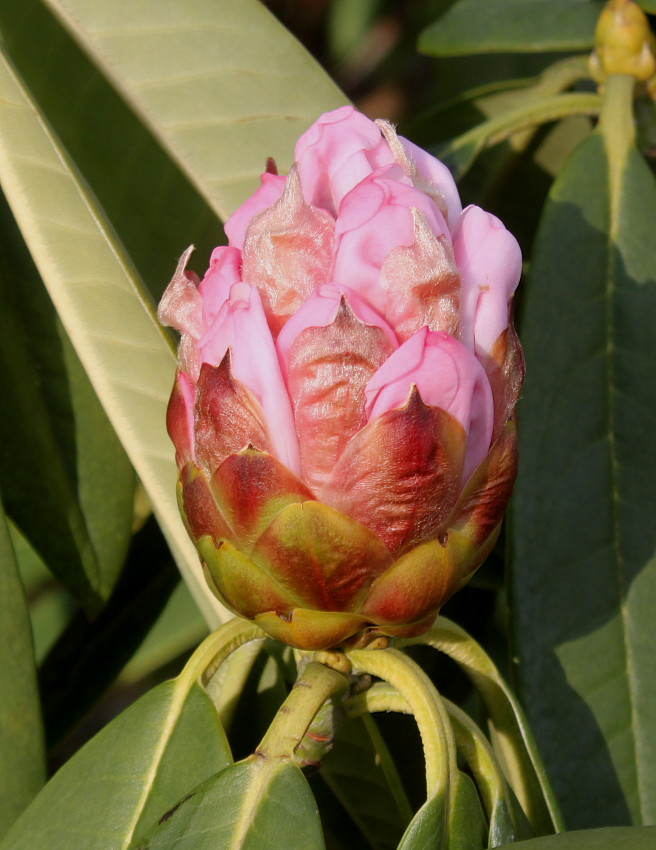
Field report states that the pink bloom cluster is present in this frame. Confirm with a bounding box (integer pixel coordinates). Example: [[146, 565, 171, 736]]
[[160, 106, 523, 649]]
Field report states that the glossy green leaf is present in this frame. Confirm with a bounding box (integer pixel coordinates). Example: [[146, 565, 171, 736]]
[[0, 191, 134, 612], [512, 124, 656, 827], [321, 716, 411, 850], [0, 679, 231, 850], [0, 502, 45, 835], [0, 46, 226, 626], [419, 0, 603, 57], [42, 0, 348, 221], [498, 826, 656, 849], [137, 757, 324, 850]]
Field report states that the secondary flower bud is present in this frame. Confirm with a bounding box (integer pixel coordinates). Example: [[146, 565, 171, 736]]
[[159, 106, 524, 650], [590, 0, 656, 82]]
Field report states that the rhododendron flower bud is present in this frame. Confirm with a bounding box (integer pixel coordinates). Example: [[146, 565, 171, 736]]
[[159, 106, 524, 651]]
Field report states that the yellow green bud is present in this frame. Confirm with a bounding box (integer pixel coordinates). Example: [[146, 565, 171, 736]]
[[590, 0, 656, 82]]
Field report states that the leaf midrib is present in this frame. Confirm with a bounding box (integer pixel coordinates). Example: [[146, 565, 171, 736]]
[[121, 680, 192, 849], [603, 128, 644, 821]]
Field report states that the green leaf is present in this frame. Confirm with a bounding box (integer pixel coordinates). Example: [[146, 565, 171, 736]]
[[497, 826, 656, 848], [119, 579, 209, 686], [0, 191, 134, 613], [41, 0, 348, 220], [9, 521, 75, 664], [394, 762, 488, 850], [0, 0, 223, 303], [397, 793, 447, 850], [0, 46, 225, 626], [38, 518, 181, 749], [447, 771, 488, 850], [636, 1, 656, 12], [136, 757, 325, 850], [419, 0, 603, 56], [445, 698, 530, 846], [0, 502, 45, 835], [0, 679, 231, 850], [321, 716, 411, 850], [511, 125, 656, 826]]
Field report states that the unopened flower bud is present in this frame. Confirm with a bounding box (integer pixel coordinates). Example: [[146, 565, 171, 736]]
[[590, 0, 656, 82], [159, 106, 524, 650]]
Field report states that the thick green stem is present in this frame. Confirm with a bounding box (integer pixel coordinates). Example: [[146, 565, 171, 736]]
[[257, 661, 347, 760], [345, 683, 514, 830], [177, 616, 267, 693], [207, 640, 265, 729], [346, 647, 456, 799], [399, 617, 563, 834], [600, 73, 636, 235], [443, 91, 601, 155]]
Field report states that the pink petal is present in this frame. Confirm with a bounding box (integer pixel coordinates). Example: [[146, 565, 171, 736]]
[[157, 245, 203, 339], [331, 166, 450, 315], [365, 327, 494, 481], [276, 282, 397, 378], [453, 205, 522, 358], [399, 136, 462, 229], [294, 105, 396, 216], [197, 282, 301, 475], [381, 209, 460, 342], [276, 284, 397, 491], [198, 246, 242, 328], [224, 172, 286, 249], [241, 166, 335, 337]]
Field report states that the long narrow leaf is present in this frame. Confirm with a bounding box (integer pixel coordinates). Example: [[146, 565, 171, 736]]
[[0, 47, 226, 626], [419, 0, 602, 57], [41, 0, 348, 220], [0, 0, 224, 302], [0, 502, 45, 836], [0, 191, 134, 611]]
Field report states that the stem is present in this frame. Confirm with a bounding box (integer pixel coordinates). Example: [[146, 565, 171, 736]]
[[399, 617, 564, 834], [345, 683, 513, 830], [344, 680, 410, 718], [600, 73, 636, 228], [444, 699, 513, 825], [534, 55, 593, 94], [257, 661, 346, 760], [177, 616, 267, 693], [206, 639, 265, 729], [441, 92, 602, 157], [346, 648, 456, 798]]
